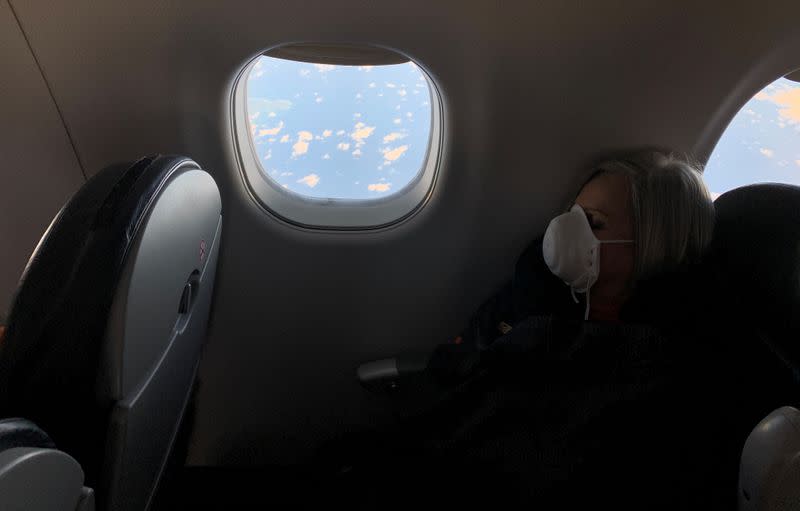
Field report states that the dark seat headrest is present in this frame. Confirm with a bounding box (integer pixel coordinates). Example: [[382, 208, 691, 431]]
[[708, 183, 800, 367], [0, 418, 55, 452]]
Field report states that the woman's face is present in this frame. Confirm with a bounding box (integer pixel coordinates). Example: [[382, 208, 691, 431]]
[[573, 171, 636, 298]]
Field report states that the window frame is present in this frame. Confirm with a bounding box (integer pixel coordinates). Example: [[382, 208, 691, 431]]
[[231, 51, 444, 230]]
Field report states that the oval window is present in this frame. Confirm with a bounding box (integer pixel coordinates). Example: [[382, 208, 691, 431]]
[[233, 45, 442, 229], [705, 74, 800, 199]]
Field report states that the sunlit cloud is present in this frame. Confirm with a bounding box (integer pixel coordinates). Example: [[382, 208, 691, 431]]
[[351, 123, 376, 146], [383, 132, 406, 143], [249, 112, 261, 121], [353, 113, 362, 118], [315, 64, 336, 73], [268, 112, 277, 118], [280, 171, 293, 177], [393, 118, 402, 124], [382, 145, 409, 164], [760, 148, 774, 158], [297, 174, 320, 188], [299, 69, 311, 77], [359, 65, 373, 72], [258, 121, 284, 137], [796, 160, 800, 167], [264, 149, 272, 160], [754, 88, 800, 122], [398, 89, 407, 96], [268, 138, 276, 143], [322, 129, 332, 137], [368, 82, 376, 88], [352, 148, 362, 156], [316, 97, 323, 103], [292, 131, 313, 157], [280, 134, 290, 143], [368, 183, 392, 192], [337, 130, 345, 136], [386, 83, 396, 88], [406, 112, 413, 118], [337, 142, 351, 151], [323, 153, 331, 160], [356, 93, 363, 99]]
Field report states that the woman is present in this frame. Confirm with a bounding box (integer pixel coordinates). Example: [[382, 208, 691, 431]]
[[325, 151, 721, 509], [541, 151, 715, 323]]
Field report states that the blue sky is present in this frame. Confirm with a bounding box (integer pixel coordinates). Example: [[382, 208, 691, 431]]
[[705, 76, 800, 198], [246, 57, 432, 200]]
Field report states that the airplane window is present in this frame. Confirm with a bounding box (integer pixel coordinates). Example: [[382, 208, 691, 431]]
[[234, 50, 442, 229], [705, 75, 800, 199]]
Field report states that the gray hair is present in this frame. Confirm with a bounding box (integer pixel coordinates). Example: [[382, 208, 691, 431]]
[[595, 151, 715, 282]]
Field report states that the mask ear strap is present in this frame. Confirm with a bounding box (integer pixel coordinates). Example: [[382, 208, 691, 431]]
[[584, 290, 590, 320]]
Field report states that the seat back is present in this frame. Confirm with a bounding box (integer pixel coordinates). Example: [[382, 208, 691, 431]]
[[707, 184, 800, 509], [0, 155, 222, 511]]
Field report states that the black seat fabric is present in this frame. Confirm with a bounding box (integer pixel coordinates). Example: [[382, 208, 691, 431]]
[[0, 418, 54, 452], [708, 183, 800, 370], [0, 154, 222, 506]]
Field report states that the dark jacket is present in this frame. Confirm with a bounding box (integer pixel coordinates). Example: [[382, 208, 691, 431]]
[[325, 238, 798, 509]]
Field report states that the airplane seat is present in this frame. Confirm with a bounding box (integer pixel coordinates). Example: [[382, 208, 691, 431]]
[[0, 155, 222, 511], [705, 183, 800, 509], [739, 406, 800, 511]]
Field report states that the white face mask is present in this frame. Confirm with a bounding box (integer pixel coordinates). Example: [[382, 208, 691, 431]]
[[542, 204, 634, 319]]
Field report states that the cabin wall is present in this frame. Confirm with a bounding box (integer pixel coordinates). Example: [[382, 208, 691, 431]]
[[3, 0, 800, 467], [0, 0, 84, 317]]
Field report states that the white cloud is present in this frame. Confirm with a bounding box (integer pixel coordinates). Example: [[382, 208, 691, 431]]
[[355, 93, 362, 99], [352, 148, 362, 156], [337, 142, 351, 151], [382, 145, 409, 163], [393, 118, 402, 124], [280, 134, 290, 143], [268, 138, 276, 143], [258, 121, 284, 137], [283, 184, 289, 188], [299, 69, 311, 77], [760, 148, 774, 158], [316, 97, 323, 103], [336, 130, 345, 136], [386, 83, 396, 88], [323, 153, 331, 160], [355, 181, 360, 185], [292, 131, 314, 157], [358, 65, 373, 72], [249, 112, 260, 121], [268, 112, 277, 118], [368, 183, 392, 192], [314, 64, 336, 73], [383, 132, 406, 143], [322, 129, 332, 137], [264, 149, 272, 160], [396, 105, 401, 110], [406, 112, 413, 118], [354, 113, 362, 118], [351, 123, 376, 146], [297, 174, 320, 188], [280, 171, 293, 177], [795, 160, 800, 167], [368, 82, 376, 88], [398, 89, 407, 97]]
